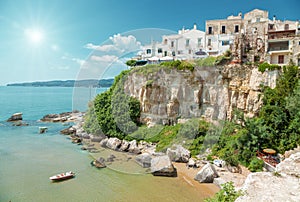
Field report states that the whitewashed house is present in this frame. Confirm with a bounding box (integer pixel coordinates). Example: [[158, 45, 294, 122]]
[[141, 24, 207, 61]]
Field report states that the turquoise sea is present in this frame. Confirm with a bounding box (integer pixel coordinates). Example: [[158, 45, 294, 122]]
[[0, 86, 216, 202]]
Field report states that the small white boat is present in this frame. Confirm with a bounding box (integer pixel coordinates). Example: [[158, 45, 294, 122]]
[[49, 171, 75, 181]]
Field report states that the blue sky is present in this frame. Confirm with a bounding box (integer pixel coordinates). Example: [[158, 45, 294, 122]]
[[0, 0, 299, 85]]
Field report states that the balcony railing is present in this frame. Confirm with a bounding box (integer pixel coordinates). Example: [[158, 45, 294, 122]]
[[268, 46, 289, 51]]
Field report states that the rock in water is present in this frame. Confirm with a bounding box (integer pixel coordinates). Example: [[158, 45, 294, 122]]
[[92, 157, 106, 168], [167, 144, 190, 163], [60, 126, 76, 135], [7, 112, 23, 122], [194, 163, 219, 183], [135, 153, 152, 168], [150, 155, 177, 177]]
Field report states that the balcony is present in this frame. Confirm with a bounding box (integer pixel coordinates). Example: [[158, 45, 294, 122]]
[[268, 41, 289, 52]]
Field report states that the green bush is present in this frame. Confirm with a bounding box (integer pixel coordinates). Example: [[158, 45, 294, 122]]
[[160, 60, 194, 72], [258, 62, 281, 73], [248, 157, 264, 172], [86, 70, 141, 139], [205, 182, 243, 202], [195, 57, 217, 67], [126, 59, 137, 67]]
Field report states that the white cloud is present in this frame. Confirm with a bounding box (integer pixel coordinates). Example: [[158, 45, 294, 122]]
[[84, 34, 142, 55], [90, 55, 118, 63], [72, 58, 85, 66]]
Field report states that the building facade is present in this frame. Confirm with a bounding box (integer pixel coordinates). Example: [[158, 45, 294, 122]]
[[140, 24, 206, 61]]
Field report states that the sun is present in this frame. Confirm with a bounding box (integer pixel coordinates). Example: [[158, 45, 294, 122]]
[[25, 28, 44, 44]]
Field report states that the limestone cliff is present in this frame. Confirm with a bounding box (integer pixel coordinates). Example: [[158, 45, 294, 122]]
[[123, 65, 278, 126]]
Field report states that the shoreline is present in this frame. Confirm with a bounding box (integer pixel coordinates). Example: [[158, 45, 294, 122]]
[[41, 111, 257, 198]]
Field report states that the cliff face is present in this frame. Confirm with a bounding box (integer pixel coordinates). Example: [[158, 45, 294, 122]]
[[123, 65, 278, 126]]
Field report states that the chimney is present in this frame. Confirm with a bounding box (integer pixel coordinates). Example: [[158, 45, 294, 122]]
[[273, 15, 276, 22], [193, 23, 197, 30]]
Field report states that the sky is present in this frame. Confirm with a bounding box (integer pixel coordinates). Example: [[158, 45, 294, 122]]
[[0, 0, 299, 85]]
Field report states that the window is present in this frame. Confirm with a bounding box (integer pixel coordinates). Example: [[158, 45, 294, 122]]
[[222, 40, 230, 46], [171, 41, 174, 47], [235, 25, 239, 33], [186, 39, 190, 46], [299, 41, 300, 46], [158, 48, 162, 53], [188, 49, 192, 54], [164, 51, 167, 56], [172, 51, 175, 56], [198, 38, 202, 46], [256, 18, 261, 22], [164, 39, 168, 45], [208, 26, 212, 34], [146, 49, 151, 54], [284, 24, 289, 30], [269, 24, 274, 30], [208, 39, 212, 46], [278, 55, 284, 64], [221, 26, 226, 34]]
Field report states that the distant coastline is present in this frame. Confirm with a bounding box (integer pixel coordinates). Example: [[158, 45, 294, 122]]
[[6, 79, 114, 88]]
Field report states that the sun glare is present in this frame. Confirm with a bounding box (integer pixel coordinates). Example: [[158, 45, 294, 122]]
[[25, 29, 44, 44]]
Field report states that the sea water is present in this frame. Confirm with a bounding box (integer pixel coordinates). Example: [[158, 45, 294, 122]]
[[0, 86, 215, 202]]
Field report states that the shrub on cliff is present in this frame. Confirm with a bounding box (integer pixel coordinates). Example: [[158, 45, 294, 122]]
[[212, 64, 300, 169], [248, 157, 264, 172], [205, 181, 243, 202], [258, 62, 281, 73], [160, 60, 194, 71], [84, 70, 141, 139]]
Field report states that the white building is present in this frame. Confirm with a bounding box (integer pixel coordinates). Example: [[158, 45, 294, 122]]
[[141, 24, 207, 61]]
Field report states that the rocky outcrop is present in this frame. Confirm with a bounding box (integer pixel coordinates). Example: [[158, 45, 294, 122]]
[[167, 144, 190, 163], [276, 152, 300, 178], [150, 155, 177, 177], [7, 113, 23, 122], [194, 163, 219, 183], [91, 157, 106, 168], [135, 153, 152, 168], [236, 152, 300, 202], [60, 126, 76, 135], [106, 138, 122, 150], [40, 111, 84, 122], [128, 140, 141, 154], [123, 65, 278, 126], [119, 140, 130, 152]]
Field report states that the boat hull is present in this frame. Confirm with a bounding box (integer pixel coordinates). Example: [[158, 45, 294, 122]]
[[49, 172, 75, 181]]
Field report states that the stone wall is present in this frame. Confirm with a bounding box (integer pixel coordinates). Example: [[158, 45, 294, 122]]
[[123, 65, 278, 126]]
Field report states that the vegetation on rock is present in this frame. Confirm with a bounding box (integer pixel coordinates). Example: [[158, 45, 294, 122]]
[[205, 181, 243, 202], [212, 64, 300, 171]]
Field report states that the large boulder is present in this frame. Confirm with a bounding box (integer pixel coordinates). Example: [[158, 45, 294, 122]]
[[167, 144, 190, 163], [119, 140, 130, 152], [91, 134, 106, 143], [150, 155, 177, 177], [128, 140, 141, 154], [7, 112, 23, 122], [91, 157, 106, 168], [236, 172, 300, 202], [135, 153, 152, 168], [106, 137, 122, 150], [60, 126, 76, 135], [276, 152, 300, 178], [194, 163, 219, 183], [99, 137, 109, 147]]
